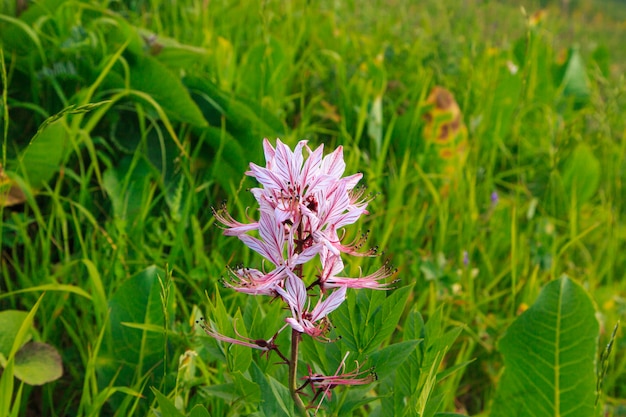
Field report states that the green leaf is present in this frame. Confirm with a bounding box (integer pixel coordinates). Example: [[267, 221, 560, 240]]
[[250, 361, 292, 417], [490, 55, 523, 143], [517, 26, 553, 105], [368, 95, 383, 156], [490, 276, 599, 417], [376, 308, 461, 417], [13, 342, 63, 385], [0, 294, 44, 416], [368, 340, 420, 381], [102, 156, 154, 222], [591, 44, 611, 78], [561, 143, 600, 207], [98, 266, 174, 393], [560, 47, 590, 102], [229, 310, 252, 373], [134, 27, 209, 71], [334, 286, 412, 357], [17, 119, 68, 188], [400, 310, 425, 396], [195, 127, 248, 192], [267, 375, 294, 416], [184, 75, 282, 141], [231, 371, 261, 405], [299, 334, 342, 378], [416, 309, 462, 417], [0, 311, 28, 358], [337, 385, 380, 415], [10, 101, 108, 191], [200, 383, 238, 402], [189, 404, 212, 417], [238, 37, 289, 104], [152, 388, 185, 417], [0, 9, 47, 61], [125, 53, 207, 127]]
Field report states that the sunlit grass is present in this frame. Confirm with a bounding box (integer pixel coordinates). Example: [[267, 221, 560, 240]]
[[0, 0, 625, 415]]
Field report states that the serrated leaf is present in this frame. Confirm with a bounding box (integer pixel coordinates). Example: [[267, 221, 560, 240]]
[[491, 276, 599, 417], [250, 361, 292, 417], [399, 310, 425, 396], [423, 390, 446, 417], [388, 307, 462, 417], [334, 286, 412, 357], [373, 286, 412, 347], [267, 375, 294, 416], [369, 340, 420, 381], [13, 342, 63, 385], [337, 385, 380, 415], [231, 371, 261, 404]]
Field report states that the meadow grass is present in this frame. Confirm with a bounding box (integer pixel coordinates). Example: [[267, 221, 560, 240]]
[[1, 0, 625, 415]]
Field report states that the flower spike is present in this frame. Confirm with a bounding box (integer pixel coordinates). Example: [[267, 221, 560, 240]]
[[201, 138, 391, 411]]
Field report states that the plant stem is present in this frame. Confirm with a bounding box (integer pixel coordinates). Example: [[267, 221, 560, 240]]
[[289, 328, 308, 416]]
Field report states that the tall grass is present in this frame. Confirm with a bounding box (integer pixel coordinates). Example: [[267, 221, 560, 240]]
[[1, 0, 625, 415]]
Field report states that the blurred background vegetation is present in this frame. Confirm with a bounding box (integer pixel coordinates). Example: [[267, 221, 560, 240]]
[[0, 0, 625, 415]]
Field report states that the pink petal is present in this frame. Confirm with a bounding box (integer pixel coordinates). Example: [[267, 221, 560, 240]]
[[262, 138, 276, 166], [286, 270, 308, 311], [311, 286, 346, 322], [285, 317, 305, 333], [292, 243, 322, 266], [300, 144, 324, 189], [320, 146, 346, 178], [247, 163, 284, 191], [213, 208, 259, 236]]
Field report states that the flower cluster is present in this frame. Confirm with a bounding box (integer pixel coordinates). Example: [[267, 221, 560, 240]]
[[213, 138, 394, 338], [200, 138, 395, 411]]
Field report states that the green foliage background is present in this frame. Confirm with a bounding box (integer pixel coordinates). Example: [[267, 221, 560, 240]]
[[0, 0, 625, 416]]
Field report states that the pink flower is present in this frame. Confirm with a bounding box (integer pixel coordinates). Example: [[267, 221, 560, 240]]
[[302, 364, 377, 395], [276, 272, 346, 340], [212, 203, 258, 237], [222, 265, 286, 296], [211, 137, 392, 331], [220, 207, 321, 296], [247, 139, 369, 234], [298, 352, 377, 413], [247, 139, 326, 225], [317, 245, 396, 292], [199, 138, 396, 411], [196, 318, 287, 361]]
